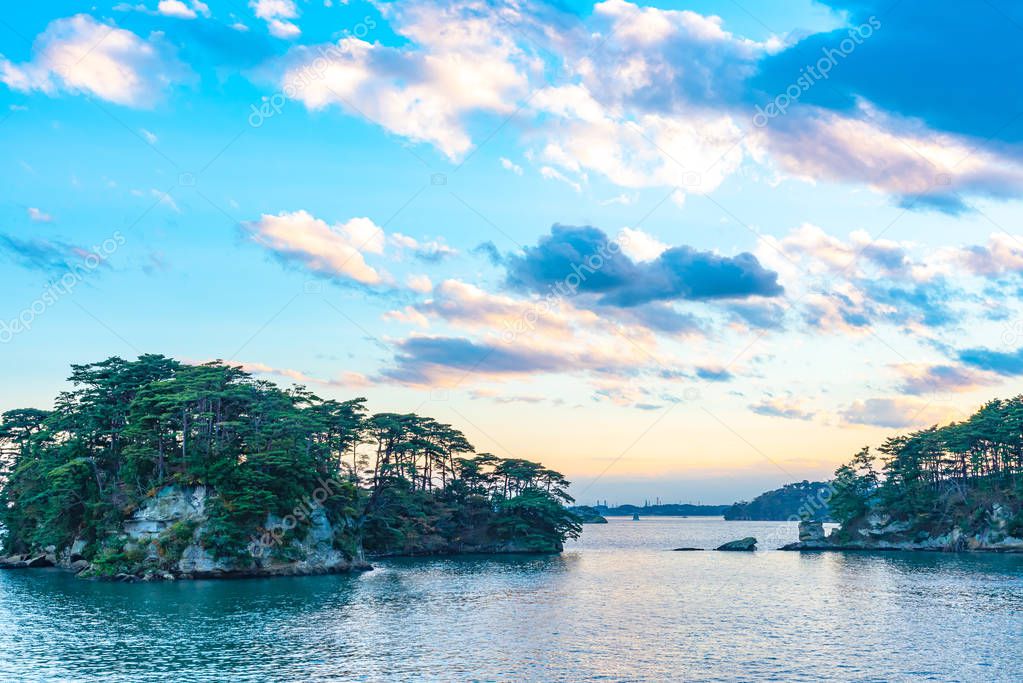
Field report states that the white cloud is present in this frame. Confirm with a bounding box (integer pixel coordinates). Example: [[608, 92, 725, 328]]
[[157, 0, 210, 19], [250, 0, 301, 38], [840, 397, 958, 429], [269, 1, 531, 159], [599, 193, 637, 206], [241, 210, 385, 285], [250, 0, 1023, 209], [948, 233, 1023, 278], [406, 274, 433, 293], [751, 103, 1023, 211], [27, 207, 53, 223], [531, 85, 744, 198], [238, 361, 371, 389], [150, 188, 180, 212], [749, 396, 816, 421], [383, 306, 430, 327], [758, 223, 913, 285], [521, 0, 767, 198], [340, 216, 386, 254], [539, 165, 582, 193], [618, 227, 667, 262], [390, 233, 457, 261], [0, 14, 188, 107], [500, 157, 523, 175]]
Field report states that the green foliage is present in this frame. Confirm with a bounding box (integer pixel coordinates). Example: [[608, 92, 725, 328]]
[[88, 539, 148, 577], [0, 355, 578, 565], [828, 448, 880, 527], [155, 520, 199, 562], [491, 489, 582, 550], [831, 397, 1023, 534], [1008, 511, 1023, 538]]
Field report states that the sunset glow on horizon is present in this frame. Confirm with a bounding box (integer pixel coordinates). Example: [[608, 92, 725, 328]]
[[3, 0, 1021, 504]]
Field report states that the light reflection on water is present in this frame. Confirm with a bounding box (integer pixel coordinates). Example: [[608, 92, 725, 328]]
[[1, 517, 1021, 682]]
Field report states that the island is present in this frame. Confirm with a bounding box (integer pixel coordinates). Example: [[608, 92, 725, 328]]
[[589, 503, 729, 517], [724, 481, 834, 521], [0, 355, 582, 580], [568, 506, 608, 524], [784, 394, 1023, 553]]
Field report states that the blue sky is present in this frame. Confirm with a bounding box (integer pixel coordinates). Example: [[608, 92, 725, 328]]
[[3, 0, 1023, 504]]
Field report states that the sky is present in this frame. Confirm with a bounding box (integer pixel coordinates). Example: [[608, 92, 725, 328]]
[[2, 0, 1023, 505]]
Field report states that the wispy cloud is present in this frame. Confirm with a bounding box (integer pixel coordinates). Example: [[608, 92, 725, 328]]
[[26, 207, 52, 223]]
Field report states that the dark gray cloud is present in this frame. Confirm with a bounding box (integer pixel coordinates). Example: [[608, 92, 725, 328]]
[[472, 241, 504, 266], [505, 224, 783, 307], [727, 301, 787, 330], [380, 336, 576, 384], [749, 400, 815, 421], [862, 280, 956, 328], [605, 303, 705, 335], [801, 279, 957, 332], [897, 364, 993, 395]]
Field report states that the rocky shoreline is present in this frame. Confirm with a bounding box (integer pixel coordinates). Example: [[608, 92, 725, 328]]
[[0, 485, 371, 582], [0, 553, 372, 582], [0, 485, 568, 582], [782, 516, 1023, 554]]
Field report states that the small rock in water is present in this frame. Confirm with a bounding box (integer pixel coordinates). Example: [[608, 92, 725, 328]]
[[798, 520, 826, 544], [715, 537, 757, 551], [671, 547, 704, 551]]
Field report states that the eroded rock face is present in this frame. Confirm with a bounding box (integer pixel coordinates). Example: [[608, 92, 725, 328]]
[[124, 486, 208, 539], [1, 485, 370, 580], [783, 503, 1023, 553], [177, 544, 234, 575], [798, 520, 826, 544]]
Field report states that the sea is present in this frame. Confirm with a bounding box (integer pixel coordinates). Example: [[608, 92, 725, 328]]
[[2, 516, 1021, 682]]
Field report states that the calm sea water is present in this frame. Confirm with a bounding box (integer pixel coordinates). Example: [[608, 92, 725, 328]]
[[2, 517, 1022, 682]]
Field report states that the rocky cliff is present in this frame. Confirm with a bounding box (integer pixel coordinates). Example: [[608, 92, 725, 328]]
[[0, 485, 370, 581], [782, 507, 1023, 553]]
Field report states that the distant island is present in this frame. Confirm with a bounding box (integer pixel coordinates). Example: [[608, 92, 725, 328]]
[[0, 355, 581, 580], [786, 395, 1023, 553], [568, 506, 608, 523], [724, 481, 834, 521], [588, 503, 729, 517], [573, 484, 834, 522]]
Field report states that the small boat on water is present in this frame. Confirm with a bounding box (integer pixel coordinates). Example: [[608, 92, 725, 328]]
[[632, 512, 640, 520]]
